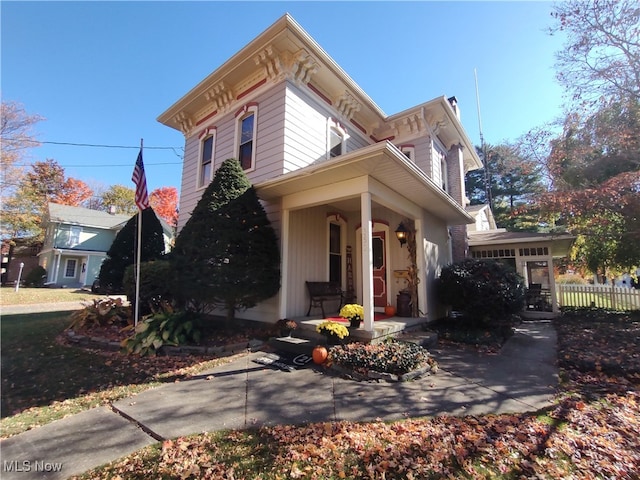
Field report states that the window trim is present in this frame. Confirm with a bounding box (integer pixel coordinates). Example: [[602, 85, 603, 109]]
[[64, 258, 77, 278], [197, 127, 216, 188], [327, 118, 347, 159], [432, 138, 448, 192], [234, 103, 258, 172], [400, 145, 415, 162]]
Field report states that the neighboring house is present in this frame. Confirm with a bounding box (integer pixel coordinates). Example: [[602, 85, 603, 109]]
[[38, 203, 133, 288], [39, 203, 176, 288], [1, 238, 42, 286], [158, 14, 490, 331], [466, 204, 497, 232]]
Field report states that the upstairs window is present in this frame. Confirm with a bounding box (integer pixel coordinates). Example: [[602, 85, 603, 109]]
[[199, 128, 215, 187], [400, 145, 415, 162], [440, 156, 448, 192], [327, 118, 347, 159], [235, 104, 258, 171], [69, 226, 81, 247]]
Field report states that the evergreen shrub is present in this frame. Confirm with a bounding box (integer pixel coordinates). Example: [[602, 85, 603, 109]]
[[436, 258, 525, 328], [123, 260, 174, 316], [24, 265, 47, 287]]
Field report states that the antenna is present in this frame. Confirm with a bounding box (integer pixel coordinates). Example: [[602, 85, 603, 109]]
[[474, 68, 492, 210]]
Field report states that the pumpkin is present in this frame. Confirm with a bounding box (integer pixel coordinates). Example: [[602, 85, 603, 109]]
[[312, 345, 328, 364], [385, 305, 396, 317]]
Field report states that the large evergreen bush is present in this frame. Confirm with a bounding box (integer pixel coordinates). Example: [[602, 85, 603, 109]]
[[123, 260, 173, 315], [98, 207, 165, 293], [436, 258, 525, 327], [171, 158, 280, 323]]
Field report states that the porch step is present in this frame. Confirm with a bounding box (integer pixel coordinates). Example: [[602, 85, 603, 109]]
[[269, 336, 315, 356], [394, 330, 438, 349]]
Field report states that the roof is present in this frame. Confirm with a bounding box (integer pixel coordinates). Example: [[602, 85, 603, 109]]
[[468, 230, 575, 257], [47, 203, 132, 230], [157, 14, 482, 172], [256, 141, 473, 225]]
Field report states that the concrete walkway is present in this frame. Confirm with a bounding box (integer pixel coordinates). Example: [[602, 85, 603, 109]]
[[0, 321, 558, 480]]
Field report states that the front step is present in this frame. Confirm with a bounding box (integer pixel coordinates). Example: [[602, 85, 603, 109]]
[[395, 330, 438, 349], [269, 336, 316, 356]]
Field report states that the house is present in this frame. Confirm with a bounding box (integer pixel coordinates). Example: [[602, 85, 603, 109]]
[[38, 203, 133, 288], [39, 203, 176, 289], [1, 238, 42, 286], [158, 14, 509, 333]]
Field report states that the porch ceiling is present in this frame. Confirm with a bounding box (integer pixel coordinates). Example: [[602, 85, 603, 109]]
[[256, 141, 473, 224]]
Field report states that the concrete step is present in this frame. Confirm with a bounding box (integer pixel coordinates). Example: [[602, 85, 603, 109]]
[[394, 330, 438, 349], [268, 336, 316, 355]]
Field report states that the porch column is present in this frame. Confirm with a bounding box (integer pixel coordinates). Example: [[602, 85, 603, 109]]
[[414, 218, 427, 317], [53, 251, 62, 284], [360, 192, 374, 332], [278, 208, 290, 320]]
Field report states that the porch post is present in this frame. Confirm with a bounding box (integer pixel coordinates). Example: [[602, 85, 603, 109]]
[[53, 251, 62, 285], [360, 192, 374, 332], [414, 218, 427, 317], [278, 208, 290, 320]]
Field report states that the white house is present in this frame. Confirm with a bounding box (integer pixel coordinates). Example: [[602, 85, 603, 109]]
[[158, 14, 493, 333]]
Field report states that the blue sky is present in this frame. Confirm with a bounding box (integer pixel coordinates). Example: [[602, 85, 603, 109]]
[[1, 1, 567, 195]]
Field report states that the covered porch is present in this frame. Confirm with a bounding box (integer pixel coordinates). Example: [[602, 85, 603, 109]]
[[256, 141, 473, 333]]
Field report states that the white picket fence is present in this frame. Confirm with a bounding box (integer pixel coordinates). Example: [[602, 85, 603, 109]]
[[557, 284, 640, 311]]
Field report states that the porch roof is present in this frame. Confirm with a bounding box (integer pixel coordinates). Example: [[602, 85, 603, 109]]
[[255, 141, 473, 224], [468, 230, 576, 257]]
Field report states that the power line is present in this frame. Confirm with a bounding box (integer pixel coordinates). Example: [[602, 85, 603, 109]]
[[23, 139, 184, 157]]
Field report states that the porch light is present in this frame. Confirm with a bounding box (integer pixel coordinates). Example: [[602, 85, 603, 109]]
[[395, 223, 408, 247]]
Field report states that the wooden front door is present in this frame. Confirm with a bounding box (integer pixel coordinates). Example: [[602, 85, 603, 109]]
[[372, 231, 387, 307]]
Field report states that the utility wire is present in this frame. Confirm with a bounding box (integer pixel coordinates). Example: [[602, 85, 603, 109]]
[[23, 139, 184, 157]]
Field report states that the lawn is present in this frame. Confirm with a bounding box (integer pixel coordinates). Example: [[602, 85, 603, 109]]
[[2, 307, 639, 478], [0, 286, 104, 306]]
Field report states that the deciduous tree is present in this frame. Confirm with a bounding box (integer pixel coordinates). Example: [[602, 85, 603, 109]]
[[149, 186, 178, 228], [100, 185, 136, 215]]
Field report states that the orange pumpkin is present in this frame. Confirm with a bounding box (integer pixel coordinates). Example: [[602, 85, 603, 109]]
[[312, 345, 328, 364], [385, 305, 396, 317]]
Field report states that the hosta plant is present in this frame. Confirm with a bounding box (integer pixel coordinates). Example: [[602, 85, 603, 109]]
[[68, 297, 129, 330], [122, 307, 202, 357]]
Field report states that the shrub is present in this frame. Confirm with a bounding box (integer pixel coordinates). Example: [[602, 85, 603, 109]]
[[436, 258, 525, 328], [68, 297, 130, 330], [23, 265, 47, 287], [329, 339, 436, 376], [123, 260, 174, 315], [557, 274, 588, 285], [98, 207, 165, 293], [122, 307, 202, 356]]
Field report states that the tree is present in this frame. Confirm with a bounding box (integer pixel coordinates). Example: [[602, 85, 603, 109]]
[[1, 159, 94, 239], [171, 158, 280, 323], [466, 143, 545, 231], [98, 207, 165, 293], [100, 185, 136, 215], [0, 101, 43, 193], [149, 186, 178, 228], [541, 98, 640, 278], [551, 0, 640, 108]]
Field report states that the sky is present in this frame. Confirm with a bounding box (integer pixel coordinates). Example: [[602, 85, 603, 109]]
[[1, 1, 568, 196]]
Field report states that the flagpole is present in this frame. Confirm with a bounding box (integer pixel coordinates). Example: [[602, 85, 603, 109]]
[[134, 139, 143, 327]]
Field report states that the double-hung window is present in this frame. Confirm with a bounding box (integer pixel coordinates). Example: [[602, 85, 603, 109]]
[[235, 104, 258, 171], [327, 118, 347, 159], [199, 128, 215, 187], [64, 259, 77, 278]]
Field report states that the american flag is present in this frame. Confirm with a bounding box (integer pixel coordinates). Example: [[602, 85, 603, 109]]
[[131, 150, 149, 210]]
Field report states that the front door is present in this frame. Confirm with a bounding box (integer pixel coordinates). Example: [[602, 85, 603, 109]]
[[372, 231, 387, 308]]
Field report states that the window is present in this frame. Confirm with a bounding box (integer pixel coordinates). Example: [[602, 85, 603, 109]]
[[327, 118, 347, 159], [440, 156, 448, 192], [329, 223, 342, 283], [400, 145, 415, 161], [69, 226, 81, 247], [234, 104, 258, 171], [64, 259, 77, 278], [199, 129, 215, 187]]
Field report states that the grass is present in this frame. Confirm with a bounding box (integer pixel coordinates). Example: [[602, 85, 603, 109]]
[[0, 310, 241, 437], [2, 301, 638, 478], [0, 286, 104, 306]]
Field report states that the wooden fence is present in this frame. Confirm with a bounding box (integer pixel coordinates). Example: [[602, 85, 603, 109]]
[[556, 284, 640, 311]]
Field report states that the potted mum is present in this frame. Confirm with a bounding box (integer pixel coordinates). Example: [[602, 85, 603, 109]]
[[340, 303, 364, 328], [276, 318, 298, 337], [316, 320, 349, 344]]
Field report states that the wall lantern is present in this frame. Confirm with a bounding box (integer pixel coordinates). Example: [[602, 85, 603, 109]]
[[395, 223, 409, 247]]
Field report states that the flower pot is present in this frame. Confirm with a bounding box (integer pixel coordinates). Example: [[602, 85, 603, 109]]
[[349, 317, 362, 329]]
